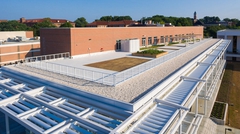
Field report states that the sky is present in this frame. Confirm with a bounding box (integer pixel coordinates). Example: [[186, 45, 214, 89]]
[[1, 0, 240, 22]]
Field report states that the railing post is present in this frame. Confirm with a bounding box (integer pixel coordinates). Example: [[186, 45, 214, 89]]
[[92, 72, 94, 81], [113, 74, 116, 86], [102, 73, 104, 84], [83, 70, 85, 79], [67, 66, 68, 75]]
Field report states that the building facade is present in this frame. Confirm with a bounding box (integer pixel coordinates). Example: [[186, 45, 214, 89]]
[[19, 17, 75, 27], [40, 27, 203, 56], [0, 31, 40, 65], [217, 29, 240, 61], [87, 20, 138, 27]]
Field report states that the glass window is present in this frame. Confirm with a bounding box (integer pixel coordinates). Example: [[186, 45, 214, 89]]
[[148, 37, 152, 45], [161, 36, 164, 43], [154, 37, 158, 45], [142, 38, 146, 46]]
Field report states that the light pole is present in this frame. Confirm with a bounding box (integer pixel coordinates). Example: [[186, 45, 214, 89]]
[[225, 128, 232, 134]]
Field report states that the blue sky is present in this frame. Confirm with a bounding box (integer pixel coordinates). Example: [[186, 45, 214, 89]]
[[1, 0, 240, 22]]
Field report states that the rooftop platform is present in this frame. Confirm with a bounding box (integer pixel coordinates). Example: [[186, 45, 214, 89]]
[[0, 39, 230, 133], [16, 39, 219, 103], [0, 40, 40, 47]]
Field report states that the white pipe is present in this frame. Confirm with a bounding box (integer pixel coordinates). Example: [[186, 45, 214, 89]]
[[40, 93, 57, 100], [13, 102, 30, 111], [64, 128, 78, 134], [7, 104, 24, 113], [64, 102, 85, 111], [58, 104, 80, 114], [36, 95, 52, 102], [28, 116, 51, 130], [35, 113, 58, 126]]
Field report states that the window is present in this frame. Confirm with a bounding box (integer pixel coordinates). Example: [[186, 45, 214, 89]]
[[148, 37, 152, 45], [116, 40, 121, 50], [142, 38, 146, 46], [170, 35, 173, 43], [154, 37, 158, 45], [161, 36, 164, 43], [165, 36, 168, 42]]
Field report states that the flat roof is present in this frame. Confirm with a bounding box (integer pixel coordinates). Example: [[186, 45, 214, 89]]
[[0, 40, 40, 47], [8, 39, 219, 103], [217, 29, 240, 36], [0, 39, 230, 134]]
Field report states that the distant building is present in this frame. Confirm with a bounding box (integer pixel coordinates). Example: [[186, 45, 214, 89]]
[[19, 17, 75, 27], [0, 31, 40, 65], [193, 12, 232, 27], [218, 29, 240, 61], [0, 20, 7, 23], [87, 20, 138, 27], [193, 11, 204, 26]]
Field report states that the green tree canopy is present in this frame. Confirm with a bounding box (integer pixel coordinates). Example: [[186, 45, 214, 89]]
[[60, 22, 73, 27], [32, 18, 56, 36], [74, 17, 88, 27], [99, 16, 132, 21], [200, 16, 220, 23], [139, 15, 192, 26], [0, 20, 31, 31], [204, 26, 226, 38]]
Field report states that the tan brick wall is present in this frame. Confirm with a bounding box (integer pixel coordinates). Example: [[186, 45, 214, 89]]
[[25, 31, 34, 38], [19, 45, 32, 51], [0, 43, 40, 65], [0, 54, 19, 63], [0, 46, 18, 53], [41, 27, 204, 56], [32, 44, 40, 48]]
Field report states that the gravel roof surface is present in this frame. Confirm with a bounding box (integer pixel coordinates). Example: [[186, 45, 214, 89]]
[[8, 39, 219, 103]]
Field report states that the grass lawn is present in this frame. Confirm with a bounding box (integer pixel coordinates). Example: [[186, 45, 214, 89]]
[[216, 61, 240, 128], [85, 57, 150, 72]]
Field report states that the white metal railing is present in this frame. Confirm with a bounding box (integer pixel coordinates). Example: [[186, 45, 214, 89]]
[[113, 39, 212, 85], [25, 61, 115, 86], [24, 39, 213, 86], [25, 52, 70, 62]]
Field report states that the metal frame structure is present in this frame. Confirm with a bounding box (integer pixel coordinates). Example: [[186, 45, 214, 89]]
[[0, 39, 230, 134], [111, 39, 230, 134], [0, 77, 130, 134]]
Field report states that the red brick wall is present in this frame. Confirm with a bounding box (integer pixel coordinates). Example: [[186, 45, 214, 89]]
[[41, 27, 203, 56]]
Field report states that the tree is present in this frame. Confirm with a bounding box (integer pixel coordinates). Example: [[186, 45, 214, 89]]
[[60, 22, 73, 27], [99, 16, 132, 21], [0, 20, 31, 31], [74, 17, 88, 27], [202, 16, 220, 23], [223, 18, 231, 22], [204, 26, 226, 38], [32, 18, 56, 36]]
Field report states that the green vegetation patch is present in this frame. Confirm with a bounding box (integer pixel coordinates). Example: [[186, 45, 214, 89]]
[[168, 42, 179, 45], [211, 102, 226, 120], [140, 45, 164, 50], [137, 49, 165, 55]]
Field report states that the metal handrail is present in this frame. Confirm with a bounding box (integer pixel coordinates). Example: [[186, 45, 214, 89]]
[[24, 39, 213, 86]]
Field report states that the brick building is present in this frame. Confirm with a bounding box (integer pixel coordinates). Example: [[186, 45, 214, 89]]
[[40, 27, 203, 56], [87, 20, 138, 27], [19, 17, 75, 27], [0, 31, 40, 65]]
